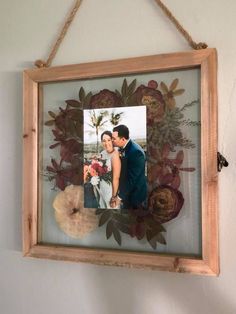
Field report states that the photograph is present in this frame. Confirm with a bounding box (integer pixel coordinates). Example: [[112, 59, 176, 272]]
[[83, 106, 147, 210]]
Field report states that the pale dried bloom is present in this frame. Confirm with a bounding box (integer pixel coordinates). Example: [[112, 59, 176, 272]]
[[53, 185, 98, 238]]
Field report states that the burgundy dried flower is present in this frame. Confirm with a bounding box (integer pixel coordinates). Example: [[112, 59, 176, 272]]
[[147, 80, 158, 89], [133, 84, 165, 123], [148, 185, 184, 223], [89, 89, 121, 108]]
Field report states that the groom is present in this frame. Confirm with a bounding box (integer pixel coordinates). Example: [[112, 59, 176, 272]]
[[110, 124, 147, 209]]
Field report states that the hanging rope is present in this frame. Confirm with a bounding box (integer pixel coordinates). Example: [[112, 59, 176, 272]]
[[153, 0, 207, 50], [35, 0, 207, 68], [35, 0, 82, 68]]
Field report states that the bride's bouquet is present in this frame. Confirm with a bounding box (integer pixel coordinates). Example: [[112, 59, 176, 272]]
[[84, 157, 112, 205]]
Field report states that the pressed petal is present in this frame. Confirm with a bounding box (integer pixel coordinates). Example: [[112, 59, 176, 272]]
[[173, 88, 185, 96], [159, 173, 174, 185], [171, 176, 181, 189], [175, 150, 184, 165], [148, 80, 158, 89], [148, 164, 162, 181], [179, 167, 195, 172], [160, 81, 169, 94], [56, 176, 66, 190], [169, 78, 179, 91], [45, 120, 55, 126]]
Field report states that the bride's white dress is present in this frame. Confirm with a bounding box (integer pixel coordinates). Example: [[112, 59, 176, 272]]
[[99, 150, 119, 209]]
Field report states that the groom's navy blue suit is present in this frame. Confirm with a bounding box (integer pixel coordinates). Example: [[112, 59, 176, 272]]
[[118, 140, 147, 209]]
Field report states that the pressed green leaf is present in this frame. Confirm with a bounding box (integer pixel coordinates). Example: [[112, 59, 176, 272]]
[[68, 109, 83, 121], [113, 213, 132, 224], [173, 89, 185, 96], [79, 87, 86, 102], [113, 227, 121, 246], [160, 81, 168, 94], [121, 79, 128, 96], [127, 79, 137, 96], [65, 99, 82, 108], [45, 120, 55, 126], [84, 92, 92, 107], [156, 233, 166, 245], [180, 100, 199, 112], [96, 208, 105, 215], [114, 222, 130, 235], [98, 210, 111, 226], [115, 89, 122, 98], [146, 220, 166, 234], [48, 111, 56, 118], [106, 220, 113, 239], [49, 142, 60, 149], [170, 78, 179, 91], [147, 235, 157, 250], [126, 94, 137, 106]]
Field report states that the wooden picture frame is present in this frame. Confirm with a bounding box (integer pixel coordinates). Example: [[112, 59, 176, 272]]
[[23, 48, 218, 275]]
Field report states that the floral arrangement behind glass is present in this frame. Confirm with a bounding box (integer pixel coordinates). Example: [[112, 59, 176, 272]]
[[44, 78, 199, 249]]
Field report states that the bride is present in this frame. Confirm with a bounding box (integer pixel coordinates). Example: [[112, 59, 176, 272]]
[[99, 131, 121, 209]]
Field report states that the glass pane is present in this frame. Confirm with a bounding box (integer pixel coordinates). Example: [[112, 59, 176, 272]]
[[39, 67, 201, 256]]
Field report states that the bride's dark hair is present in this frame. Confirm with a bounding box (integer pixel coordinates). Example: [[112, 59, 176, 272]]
[[101, 130, 112, 140]]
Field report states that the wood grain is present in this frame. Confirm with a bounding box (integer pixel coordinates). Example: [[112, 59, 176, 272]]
[[201, 49, 219, 275], [22, 72, 39, 255], [28, 244, 216, 276], [25, 49, 215, 83]]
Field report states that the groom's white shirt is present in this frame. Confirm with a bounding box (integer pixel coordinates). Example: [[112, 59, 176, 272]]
[[117, 139, 130, 200]]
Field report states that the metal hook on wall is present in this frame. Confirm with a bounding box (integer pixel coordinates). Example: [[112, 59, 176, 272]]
[[217, 152, 229, 172]]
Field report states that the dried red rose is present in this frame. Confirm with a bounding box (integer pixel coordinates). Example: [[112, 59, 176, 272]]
[[133, 85, 165, 122], [89, 89, 121, 108], [148, 186, 184, 223]]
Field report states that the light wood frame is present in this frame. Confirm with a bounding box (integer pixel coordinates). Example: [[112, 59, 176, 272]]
[[23, 48, 218, 275]]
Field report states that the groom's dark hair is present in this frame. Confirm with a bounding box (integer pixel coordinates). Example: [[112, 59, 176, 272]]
[[113, 125, 129, 139]]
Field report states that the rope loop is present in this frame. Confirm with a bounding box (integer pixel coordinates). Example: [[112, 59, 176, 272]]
[[192, 42, 208, 50], [35, 59, 47, 68]]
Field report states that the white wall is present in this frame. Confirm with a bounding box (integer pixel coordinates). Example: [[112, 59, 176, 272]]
[[0, 0, 236, 313]]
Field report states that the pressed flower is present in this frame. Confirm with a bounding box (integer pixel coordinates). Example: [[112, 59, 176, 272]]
[[160, 78, 185, 109], [46, 158, 75, 190], [133, 84, 165, 123], [147, 80, 158, 89], [53, 185, 98, 238], [89, 89, 121, 109], [148, 185, 184, 223], [148, 145, 195, 189]]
